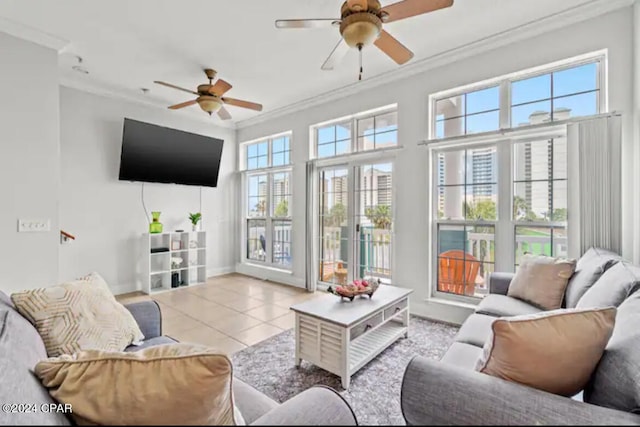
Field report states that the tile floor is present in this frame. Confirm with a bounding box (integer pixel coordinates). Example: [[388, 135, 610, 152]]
[[116, 273, 320, 355]]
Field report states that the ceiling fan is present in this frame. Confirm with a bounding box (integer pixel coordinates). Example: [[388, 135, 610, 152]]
[[154, 69, 263, 120], [275, 0, 453, 80]]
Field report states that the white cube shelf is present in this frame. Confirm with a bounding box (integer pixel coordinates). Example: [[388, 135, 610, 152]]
[[141, 231, 207, 295]]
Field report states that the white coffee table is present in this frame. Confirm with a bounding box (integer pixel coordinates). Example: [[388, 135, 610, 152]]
[[291, 285, 413, 389]]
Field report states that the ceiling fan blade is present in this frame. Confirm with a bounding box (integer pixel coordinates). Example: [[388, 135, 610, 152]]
[[217, 106, 232, 120], [168, 99, 197, 110], [374, 30, 414, 64], [381, 0, 453, 23], [347, 0, 368, 12], [154, 81, 198, 95], [321, 38, 350, 71], [209, 79, 233, 96], [222, 97, 263, 112], [275, 19, 340, 29]]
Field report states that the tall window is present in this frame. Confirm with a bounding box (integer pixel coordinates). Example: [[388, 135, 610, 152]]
[[315, 106, 397, 159], [242, 133, 293, 269], [430, 54, 603, 299]]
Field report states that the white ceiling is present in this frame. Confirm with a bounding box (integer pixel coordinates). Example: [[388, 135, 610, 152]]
[[0, 0, 604, 125]]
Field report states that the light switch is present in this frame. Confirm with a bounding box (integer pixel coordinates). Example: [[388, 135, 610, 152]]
[[18, 219, 51, 232]]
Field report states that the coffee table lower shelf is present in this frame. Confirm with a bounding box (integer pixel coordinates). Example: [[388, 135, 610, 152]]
[[349, 321, 407, 372]]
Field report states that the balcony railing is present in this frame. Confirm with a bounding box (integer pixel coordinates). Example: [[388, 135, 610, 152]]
[[466, 232, 568, 263], [442, 230, 568, 297], [320, 226, 392, 283]]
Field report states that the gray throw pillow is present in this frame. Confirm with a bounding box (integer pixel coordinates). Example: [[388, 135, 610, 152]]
[[564, 248, 621, 308], [576, 262, 640, 309], [585, 290, 640, 411]]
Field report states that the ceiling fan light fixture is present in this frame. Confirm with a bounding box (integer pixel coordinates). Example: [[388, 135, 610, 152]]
[[340, 12, 382, 47], [197, 96, 222, 114]]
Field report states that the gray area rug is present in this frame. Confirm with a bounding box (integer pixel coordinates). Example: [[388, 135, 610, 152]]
[[232, 317, 458, 425]]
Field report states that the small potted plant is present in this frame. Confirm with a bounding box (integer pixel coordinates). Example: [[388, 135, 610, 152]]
[[189, 212, 202, 232]]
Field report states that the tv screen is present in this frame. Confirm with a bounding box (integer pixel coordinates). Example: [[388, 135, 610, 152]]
[[118, 118, 224, 187]]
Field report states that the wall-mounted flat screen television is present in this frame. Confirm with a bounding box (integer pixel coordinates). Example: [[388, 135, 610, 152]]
[[118, 118, 224, 187]]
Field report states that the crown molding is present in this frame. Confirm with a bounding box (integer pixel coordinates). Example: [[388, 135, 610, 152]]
[[0, 16, 69, 51], [59, 77, 237, 130], [236, 0, 633, 130]]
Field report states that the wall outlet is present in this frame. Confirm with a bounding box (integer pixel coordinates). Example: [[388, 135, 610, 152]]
[[18, 219, 51, 232]]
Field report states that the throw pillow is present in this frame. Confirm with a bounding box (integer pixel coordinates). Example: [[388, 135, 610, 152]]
[[577, 262, 640, 309], [507, 254, 576, 310], [11, 272, 144, 357], [35, 343, 241, 425], [475, 307, 616, 396], [564, 247, 621, 308], [584, 290, 640, 411]]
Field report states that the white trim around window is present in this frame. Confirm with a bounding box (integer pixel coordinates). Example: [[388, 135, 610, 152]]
[[240, 131, 293, 271]]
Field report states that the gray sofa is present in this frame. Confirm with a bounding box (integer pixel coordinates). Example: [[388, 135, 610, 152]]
[[0, 291, 357, 426], [401, 247, 640, 425]]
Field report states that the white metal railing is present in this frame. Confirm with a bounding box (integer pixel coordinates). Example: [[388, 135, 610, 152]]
[[320, 226, 392, 281], [466, 231, 568, 263]]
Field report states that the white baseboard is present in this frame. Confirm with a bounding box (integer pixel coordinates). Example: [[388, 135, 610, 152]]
[[110, 282, 138, 296], [207, 266, 235, 278], [235, 263, 306, 288]]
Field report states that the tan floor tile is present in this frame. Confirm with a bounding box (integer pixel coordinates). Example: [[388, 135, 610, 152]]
[[168, 325, 228, 347], [174, 299, 239, 323], [265, 283, 305, 296], [188, 285, 244, 303], [273, 292, 322, 309], [215, 282, 256, 296], [268, 312, 295, 330], [156, 302, 183, 321], [162, 313, 205, 336], [233, 323, 283, 347], [218, 297, 265, 312], [245, 304, 291, 322], [251, 290, 292, 303], [153, 289, 202, 308], [208, 312, 263, 335], [210, 337, 247, 355]]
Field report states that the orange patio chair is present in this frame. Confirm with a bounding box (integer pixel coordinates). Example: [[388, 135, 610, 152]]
[[438, 250, 481, 296]]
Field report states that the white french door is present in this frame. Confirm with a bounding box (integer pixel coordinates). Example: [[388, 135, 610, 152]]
[[318, 160, 394, 286]]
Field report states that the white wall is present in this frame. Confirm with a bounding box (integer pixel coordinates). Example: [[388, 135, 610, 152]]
[[59, 87, 237, 295], [0, 32, 60, 294], [236, 8, 634, 324]]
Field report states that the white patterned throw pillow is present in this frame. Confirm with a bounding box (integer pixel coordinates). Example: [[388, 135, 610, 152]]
[[11, 272, 144, 357]]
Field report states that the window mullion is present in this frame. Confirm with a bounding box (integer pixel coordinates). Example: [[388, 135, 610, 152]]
[[266, 173, 273, 266], [499, 80, 511, 129], [496, 140, 514, 272]]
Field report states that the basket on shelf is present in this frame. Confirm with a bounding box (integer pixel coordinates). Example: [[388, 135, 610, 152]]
[[327, 278, 381, 302]]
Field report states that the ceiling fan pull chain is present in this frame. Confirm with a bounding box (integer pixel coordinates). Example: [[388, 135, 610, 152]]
[[358, 44, 363, 81]]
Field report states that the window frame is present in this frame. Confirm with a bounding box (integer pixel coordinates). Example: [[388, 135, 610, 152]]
[[240, 131, 293, 271], [241, 131, 292, 172], [429, 52, 606, 140], [428, 52, 605, 302], [311, 104, 398, 160]]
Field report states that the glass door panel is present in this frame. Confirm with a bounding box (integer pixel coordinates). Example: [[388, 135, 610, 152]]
[[354, 162, 393, 283], [318, 167, 349, 285]]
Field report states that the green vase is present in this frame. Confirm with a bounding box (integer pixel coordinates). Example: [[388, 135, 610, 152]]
[[149, 211, 163, 234]]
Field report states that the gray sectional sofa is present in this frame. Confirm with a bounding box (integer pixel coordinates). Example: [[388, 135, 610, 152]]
[[0, 291, 357, 426], [401, 247, 640, 425]]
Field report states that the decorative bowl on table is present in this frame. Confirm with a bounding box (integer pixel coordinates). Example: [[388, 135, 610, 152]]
[[327, 278, 381, 302]]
